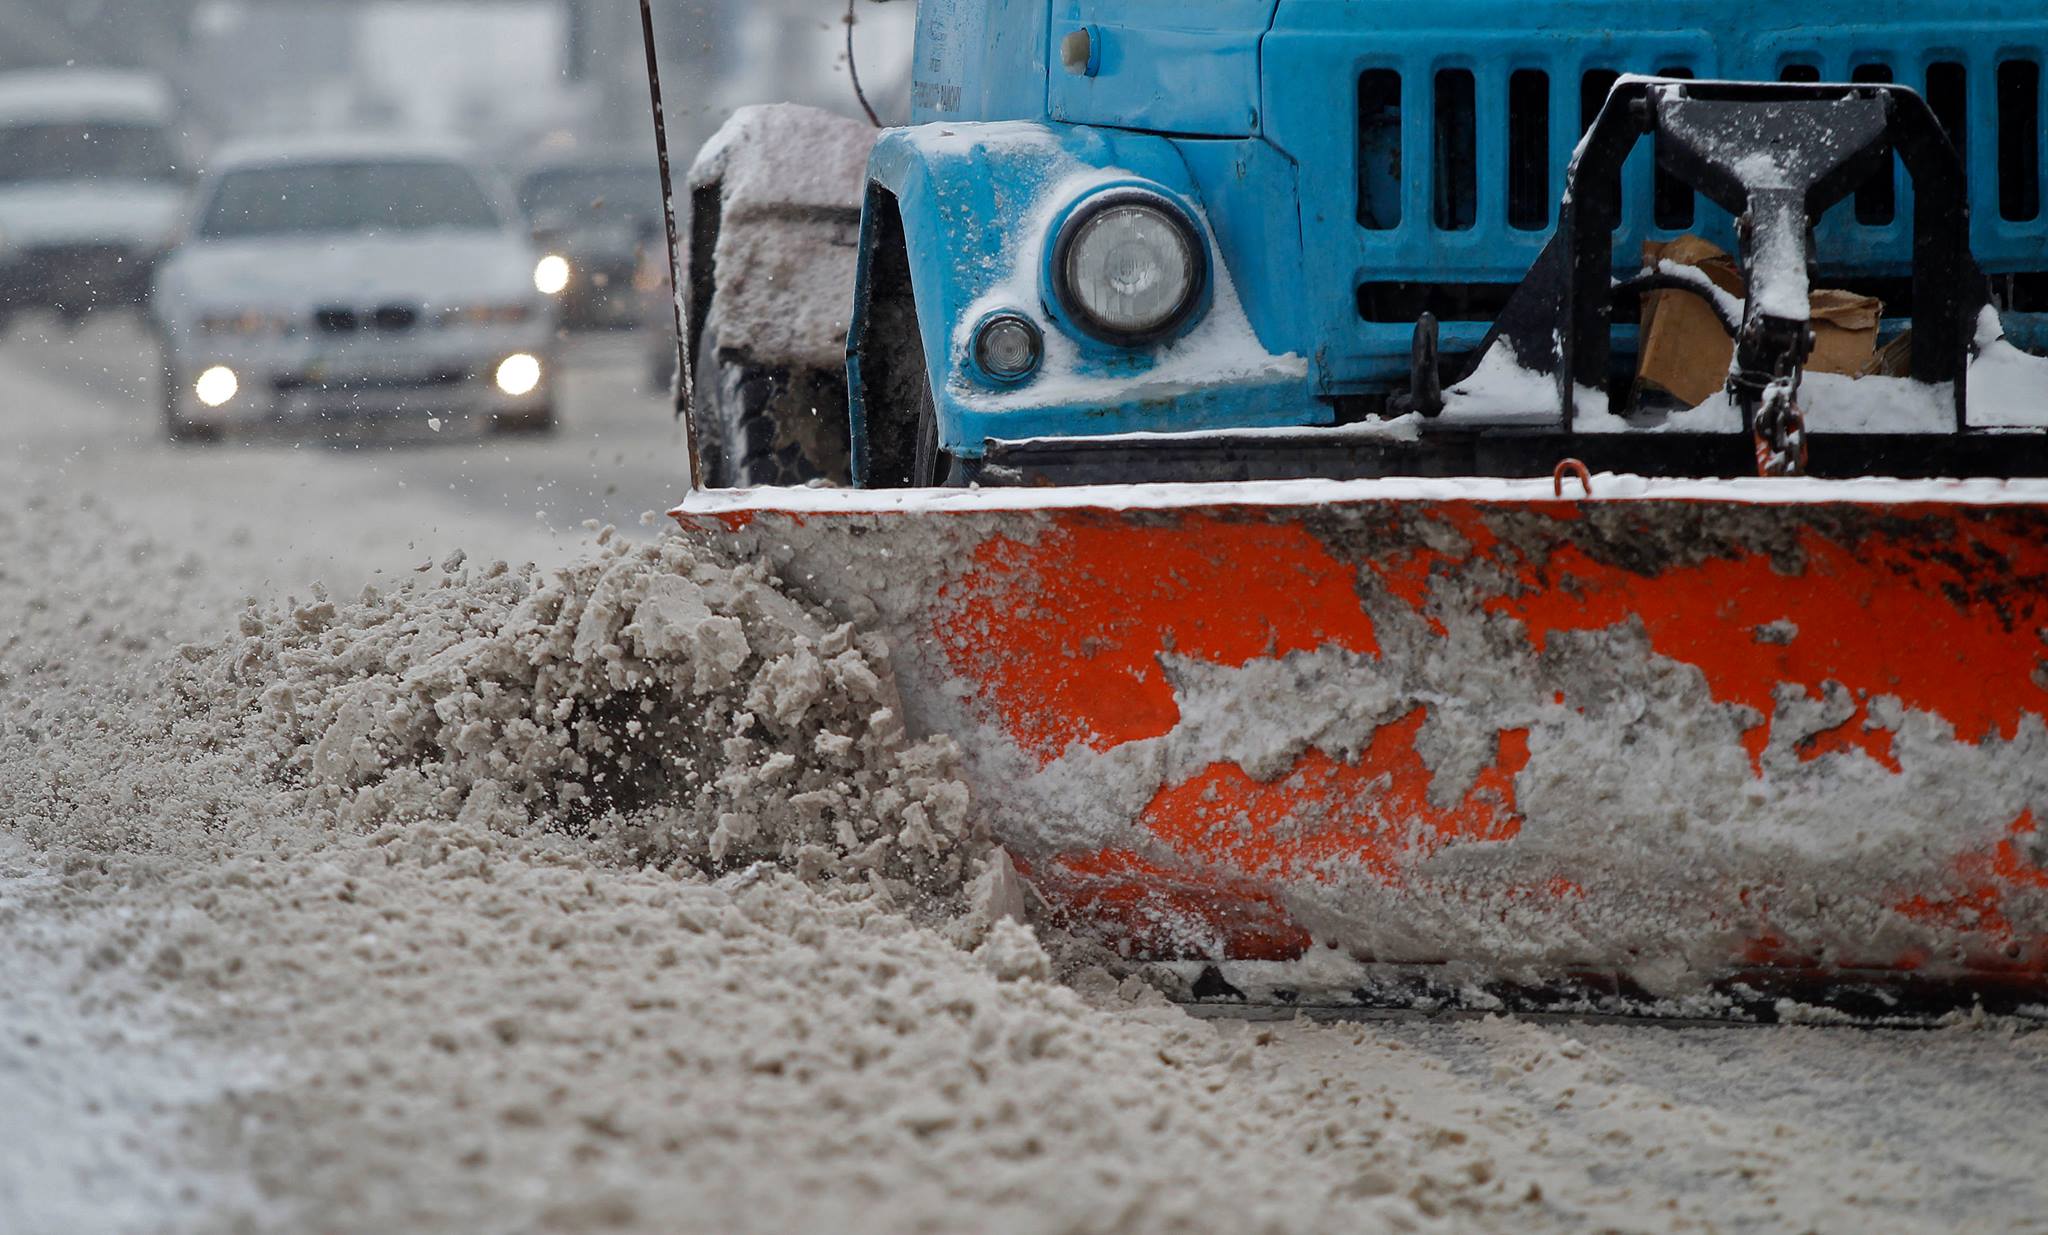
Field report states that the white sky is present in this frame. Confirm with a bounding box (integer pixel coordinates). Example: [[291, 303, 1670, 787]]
[[357, 1, 566, 135]]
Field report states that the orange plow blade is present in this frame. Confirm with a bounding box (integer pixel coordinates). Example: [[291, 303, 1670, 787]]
[[676, 477, 2048, 1020]]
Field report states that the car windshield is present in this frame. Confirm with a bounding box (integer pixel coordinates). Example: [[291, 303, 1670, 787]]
[[518, 167, 659, 223], [0, 121, 180, 183], [199, 159, 502, 239]]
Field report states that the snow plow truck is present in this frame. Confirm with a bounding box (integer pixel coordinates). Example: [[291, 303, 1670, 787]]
[[656, 0, 2048, 1021]]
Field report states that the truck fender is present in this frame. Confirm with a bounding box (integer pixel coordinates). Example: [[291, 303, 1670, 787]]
[[848, 121, 1230, 486]]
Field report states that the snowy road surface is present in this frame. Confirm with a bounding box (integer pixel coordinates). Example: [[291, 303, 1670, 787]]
[[4, 310, 2048, 1235], [6, 312, 684, 556]]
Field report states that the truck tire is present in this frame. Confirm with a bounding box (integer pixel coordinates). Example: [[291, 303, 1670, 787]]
[[909, 361, 956, 487], [858, 292, 953, 487], [846, 195, 959, 489], [692, 316, 850, 488]]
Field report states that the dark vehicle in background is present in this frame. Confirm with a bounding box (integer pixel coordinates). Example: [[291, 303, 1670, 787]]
[[515, 153, 662, 331], [0, 70, 190, 330], [634, 233, 677, 394], [151, 137, 557, 442]]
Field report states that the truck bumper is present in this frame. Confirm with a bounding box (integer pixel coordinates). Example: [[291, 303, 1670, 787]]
[[971, 427, 2048, 486]]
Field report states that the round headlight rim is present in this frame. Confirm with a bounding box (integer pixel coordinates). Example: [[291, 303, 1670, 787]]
[[1049, 188, 1209, 348]]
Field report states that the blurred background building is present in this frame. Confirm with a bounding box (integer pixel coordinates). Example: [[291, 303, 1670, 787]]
[[0, 0, 913, 165]]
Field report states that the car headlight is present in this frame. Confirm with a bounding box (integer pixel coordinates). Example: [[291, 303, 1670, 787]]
[[194, 365, 239, 407], [437, 303, 535, 328], [1050, 191, 1207, 345], [534, 254, 571, 296], [199, 310, 296, 337], [495, 353, 542, 396]]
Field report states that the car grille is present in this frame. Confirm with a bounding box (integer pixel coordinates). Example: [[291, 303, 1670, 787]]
[[273, 369, 468, 394], [312, 302, 422, 335]]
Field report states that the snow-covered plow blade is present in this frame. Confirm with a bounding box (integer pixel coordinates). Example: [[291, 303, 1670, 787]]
[[677, 478, 2048, 1020]]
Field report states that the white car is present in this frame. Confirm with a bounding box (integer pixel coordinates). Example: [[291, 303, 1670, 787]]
[[152, 137, 558, 442], [0, 70, 190, 329]]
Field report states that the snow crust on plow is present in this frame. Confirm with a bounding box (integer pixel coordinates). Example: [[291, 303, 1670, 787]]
[[677, 472, 2048, 519], [678, 481, 2048, 1010]]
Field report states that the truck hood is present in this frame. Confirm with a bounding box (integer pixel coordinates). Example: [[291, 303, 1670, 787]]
[[0, 181, 186, 251], [157, 230, 540, 314], [1045, 0, 1279, 137]]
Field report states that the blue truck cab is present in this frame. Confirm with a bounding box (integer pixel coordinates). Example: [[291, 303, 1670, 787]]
[[687, 1, 2048, 487]]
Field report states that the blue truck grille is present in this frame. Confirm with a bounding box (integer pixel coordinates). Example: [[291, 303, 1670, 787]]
[[1350, 52, 2047, 293]]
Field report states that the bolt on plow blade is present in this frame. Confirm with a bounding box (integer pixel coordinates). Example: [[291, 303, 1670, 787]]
[[676, 477, 2048, 1022]]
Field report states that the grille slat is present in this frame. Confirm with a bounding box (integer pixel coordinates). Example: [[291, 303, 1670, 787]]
[[1851, 64, 1898, 227], [1998, 59, 2041, 223], [1347, 46, 2045, 312], [1432, 69, 1478, 231], [1506, 69, 1550, 231], [1927, 61, 1968, 183], [1355, 69, 1403, 231]]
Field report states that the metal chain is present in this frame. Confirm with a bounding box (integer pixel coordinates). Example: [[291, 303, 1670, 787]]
[[1752, 378, 1809, 477]]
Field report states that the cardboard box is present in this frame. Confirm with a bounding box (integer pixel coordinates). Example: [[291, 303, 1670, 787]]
[[1635, 237, 1745, 408], [1634, 237, 1882, 409]]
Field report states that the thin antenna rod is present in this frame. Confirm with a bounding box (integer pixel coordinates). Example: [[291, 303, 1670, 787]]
[[638, 0, 699, 482], [846, 0, 881, 127]]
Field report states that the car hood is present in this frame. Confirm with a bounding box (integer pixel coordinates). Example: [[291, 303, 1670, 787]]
[[533, 221, 644, 263], [0, 180, 187, 250], [159, 230, 540, 312]]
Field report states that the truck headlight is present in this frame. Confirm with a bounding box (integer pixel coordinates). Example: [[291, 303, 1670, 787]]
[[1051, 191, 1206, 345]]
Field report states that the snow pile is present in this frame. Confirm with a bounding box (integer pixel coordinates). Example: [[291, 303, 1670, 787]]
[[0, 486, 1558, 1234], [11, 451, 2048, 1233], [1439, 337, 1560, 423], [174, 531, 981, 901], [1969, 306, 2048, 428]]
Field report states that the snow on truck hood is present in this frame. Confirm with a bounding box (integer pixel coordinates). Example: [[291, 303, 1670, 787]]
[[159, 230, 538, 311], [0, 181, 186, 251]]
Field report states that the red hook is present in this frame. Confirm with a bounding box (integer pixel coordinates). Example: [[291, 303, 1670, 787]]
[[1552, 458, 1593, 498]]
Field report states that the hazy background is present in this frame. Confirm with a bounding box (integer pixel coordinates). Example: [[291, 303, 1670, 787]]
[[0, 0, 916, 564], [0, 0, 914, 167]]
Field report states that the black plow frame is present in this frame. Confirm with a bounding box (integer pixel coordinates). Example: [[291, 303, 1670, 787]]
[[1404, 77, 1988, 437]]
